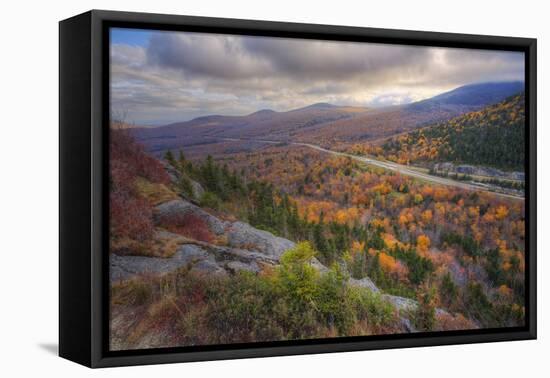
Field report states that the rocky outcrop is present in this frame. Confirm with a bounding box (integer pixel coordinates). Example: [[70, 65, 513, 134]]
[[155, 199, 298, 255], [110, 236, 281, 282], [382, 294, 417, 313], [380, 293, 467, 332], [226, 221, 296, 259], [190, 180, 205, 200], [349, 277, 380, 293], [155, 199, 227, 235], [111, 243, 220, 281], [162, 161, 205, 200]]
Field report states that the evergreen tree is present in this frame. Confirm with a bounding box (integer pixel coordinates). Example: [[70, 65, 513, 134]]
[[164, 150, 176, 168], [414, 286, 436, 331], [367, 227, 385, 250], [178, 150, 187, 172], [440, 272, 458, 308], [313, 212, 329, 262]]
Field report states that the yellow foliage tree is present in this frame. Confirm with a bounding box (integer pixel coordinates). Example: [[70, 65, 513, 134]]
[[421, 209, 433, 224], [495, 205, 509, 220], [417, 234, 431, 253]]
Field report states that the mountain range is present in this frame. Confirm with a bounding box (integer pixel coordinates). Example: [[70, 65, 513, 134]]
[[132, 81, 524, 155]]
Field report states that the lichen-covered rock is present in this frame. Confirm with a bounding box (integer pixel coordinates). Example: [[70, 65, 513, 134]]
[[382, 294, 418, 313], [161, 161, 205, 201], [110, 245, 215, 282], [349, 277, 380, 293], [310, 257, 329, 273], [154, 199, 226, 235], [226, 221, 295, 258], [225, 260, 261, 274], [190, 180, 205, 200], [190, 259, 226, 275], [110, 231, 285, 283]]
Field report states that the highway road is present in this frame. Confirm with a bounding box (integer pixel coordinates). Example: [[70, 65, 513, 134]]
[[219, 138, 524, 201]]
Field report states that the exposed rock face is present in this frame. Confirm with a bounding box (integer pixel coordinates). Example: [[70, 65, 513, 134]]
[[380, 293, 465, 332], [161, 161, 179, 183], [382, 294, 417, 313], [155, 199, 227, 235], [161, 161, 205, 200], [226, 221, 296, 258], [112, 198, 299, 283], [349, 277, 380, 293], [110, 247, 209, 282], [225, 261, 261, 274], [310, 257, 329, 273], [190, 180, 205, 199], [381, 294, 419, 333], [155, 199, 297, 256], [110, 240, 280, 283], [110, 243, 227, 282]]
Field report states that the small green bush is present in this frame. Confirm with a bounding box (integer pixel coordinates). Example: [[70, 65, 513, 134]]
[[200, 191, 221, 209]]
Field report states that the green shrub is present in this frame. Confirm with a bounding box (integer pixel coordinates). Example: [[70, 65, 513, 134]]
[[414, 286, 436, 331], [316, 264, 355, 333], [200, 191, 221, 209], [349, 286, 394, 328]]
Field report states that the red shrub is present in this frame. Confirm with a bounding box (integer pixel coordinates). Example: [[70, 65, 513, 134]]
[[109, 126, 169, 244], [110, 128, 170, 185], [110, 187, 154, 241], [161, 213, 215, 243]]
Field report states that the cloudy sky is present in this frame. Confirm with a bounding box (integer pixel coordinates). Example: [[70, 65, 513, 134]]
[[110, 28, 524, 126]]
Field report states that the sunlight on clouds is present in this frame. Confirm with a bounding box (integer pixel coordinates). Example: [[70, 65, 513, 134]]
[[110, 29, 524, 126]]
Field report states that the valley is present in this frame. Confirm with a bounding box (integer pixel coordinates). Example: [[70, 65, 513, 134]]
[[216, 137, 524, 200]]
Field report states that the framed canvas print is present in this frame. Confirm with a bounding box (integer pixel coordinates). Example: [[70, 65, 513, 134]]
[[59, 10, 537, 368]]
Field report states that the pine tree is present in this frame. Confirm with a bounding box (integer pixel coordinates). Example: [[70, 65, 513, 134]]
[[203, 155, 218, 193], [313, 212, 329, 262], [441, 272, 458, 308], [178, 150, 187, 172], [164, 150, 176, 168], [367, 228, 385, 250], [368, 252, 382, 283], [415, 286, 436, 331]]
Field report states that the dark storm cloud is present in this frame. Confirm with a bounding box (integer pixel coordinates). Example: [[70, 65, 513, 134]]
[[147, 32, 272, 79], [110, 30, 525, 125], [145, 31, 434, 82], [242, 37, 431, 80]]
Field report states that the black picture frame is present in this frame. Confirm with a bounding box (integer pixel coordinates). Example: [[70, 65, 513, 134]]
[[59, 9, 537, 368]]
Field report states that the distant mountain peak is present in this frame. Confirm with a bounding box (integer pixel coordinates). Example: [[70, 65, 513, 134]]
[[430, 81, 524, 105], [307, 102, 336, 109], [289, 102, 337, 112], [407, 81, 524, 112], [250, 109, 277, 116]]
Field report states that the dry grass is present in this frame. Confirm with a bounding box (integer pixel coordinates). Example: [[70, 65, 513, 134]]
[[135, 177, 179, 206], [111, 229, 190, 258], [435, 312, 478, 331]]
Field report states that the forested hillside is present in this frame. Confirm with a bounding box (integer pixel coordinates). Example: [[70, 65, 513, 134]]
[[215, 144, 526, 329], [377, 93, 525, 171], [132, 82, 524, 155], [110, 121, 525, 349]]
